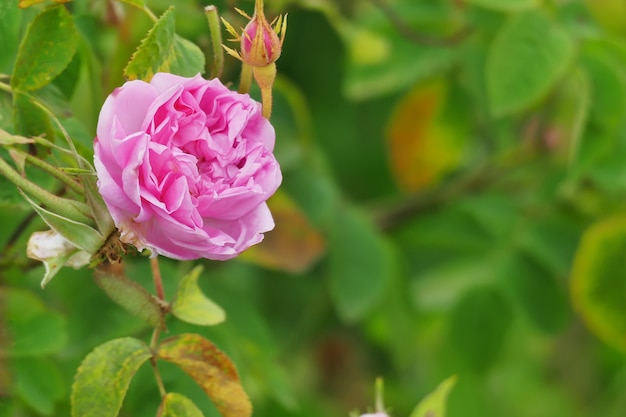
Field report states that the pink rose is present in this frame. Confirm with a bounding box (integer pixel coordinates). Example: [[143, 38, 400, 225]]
[[94, 73, 281, 260]]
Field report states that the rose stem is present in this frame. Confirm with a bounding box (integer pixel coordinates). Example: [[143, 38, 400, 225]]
[[205, 5, 224, 79], [149, 256, 167, 398]]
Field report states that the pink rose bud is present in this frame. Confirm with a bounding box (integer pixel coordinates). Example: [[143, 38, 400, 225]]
[[222, 0, 286, 67], [241, 6, 282, 67], [93, 73, 282, 261]]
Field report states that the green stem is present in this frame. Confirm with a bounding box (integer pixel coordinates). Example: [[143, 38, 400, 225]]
[[252, 64, 276, 119], [149, 256, 167, 398], [239, 63, 253, 94], [0, 81, 11, 94], [20, 152, 84, 195], [205, 5, 225, 79], [0, 157, 92, 224], [143, 6, 158, 22], [150, 327, 167, 398]]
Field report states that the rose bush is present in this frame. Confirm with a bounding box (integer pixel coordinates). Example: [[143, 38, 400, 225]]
[[94, 72, 281, 260]]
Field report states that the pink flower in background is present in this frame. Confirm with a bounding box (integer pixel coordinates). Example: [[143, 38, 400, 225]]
[[94, 73, 281, 260]]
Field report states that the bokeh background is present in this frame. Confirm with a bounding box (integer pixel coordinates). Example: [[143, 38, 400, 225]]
[[2, 0, 626, 416]]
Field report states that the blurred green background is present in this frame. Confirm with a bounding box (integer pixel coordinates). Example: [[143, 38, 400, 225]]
[[2, 0, 626, 416]]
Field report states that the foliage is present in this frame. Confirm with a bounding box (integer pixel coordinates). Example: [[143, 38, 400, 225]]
[[1, 0, 626, 417]]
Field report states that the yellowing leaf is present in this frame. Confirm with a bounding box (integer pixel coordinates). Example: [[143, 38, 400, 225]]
[[158, 393, 205, 417], [387, 80, 464, 192], [172, 266, 226, 326], [157, 334, 252, 417], [71, 337, 152, 417], [18, 0, 71, 9], [241, 190, 325, 273], [571, 215, 626, 351]]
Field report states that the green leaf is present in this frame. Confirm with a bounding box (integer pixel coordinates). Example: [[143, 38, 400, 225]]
[[449, 286, 513, 372], [14, 357, 66, 416], [158, 393, 206, 417], [12, 92, 55, 143], [487, 11, 574, 116], [581, 43, 626, 131], [157, 334, 252, 417], [124, 7, 205, 81], [0, 1, 21, 73], [11, 5, 78, 92], [94, 267, 166, 330], [20, 192, 103, 253], [339, 3, 458, 100], [71, 337, 152, 417], [409, 375, 457, 417], [172, 266, 225, 327], [501, 254, 569, 334], [116, 0, 146, 9], [465, 0, 538, 12], [0, 287, 68, 357], [571, 215, 626, 351], [327, 206, 392, 322]]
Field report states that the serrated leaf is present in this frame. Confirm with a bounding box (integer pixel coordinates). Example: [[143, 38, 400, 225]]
[[124, 7, 205, 81], [571, 215, 626, 351], [487, 11, 574, 116], [172, 266, 225, 326], [409, 375, 457, 417], [71, 337, 152, 417], [157, 334, 252, 417], [94, 265, 166, 329], [13, 92, 55, 144], [465, 0, 537, 12], [328, 206, 392, 322], [240, 191, 325, 273], [158, 393, 205, 417], [11, 5, 78, 92], [0, 287, 68, 357]]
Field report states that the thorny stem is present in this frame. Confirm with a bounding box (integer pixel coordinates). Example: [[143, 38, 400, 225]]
[[149, 256, 167, 398], [205, 5, 225, 79]]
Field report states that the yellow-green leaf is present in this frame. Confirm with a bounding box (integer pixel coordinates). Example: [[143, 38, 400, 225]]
[[571, 215, 626, 351], [409, 376, 457, 417], [240, 191, 325, 273], [172, 266, 225, 326], [158, 393, 205, 417], [157, 334, 252, 417], [71, 337, 151, 417], [11, 5, 78, 91]]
